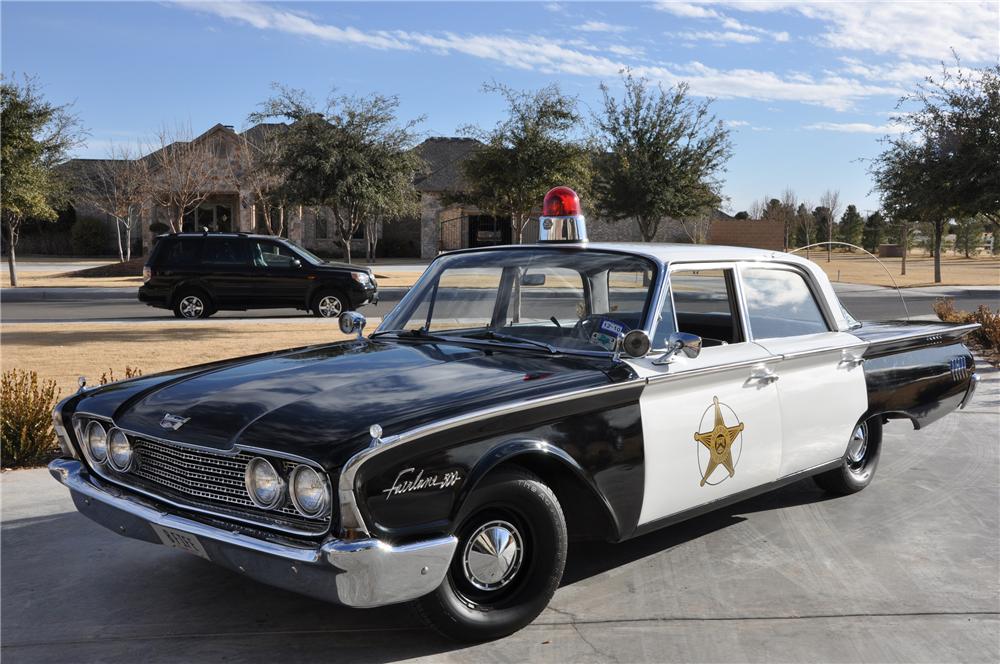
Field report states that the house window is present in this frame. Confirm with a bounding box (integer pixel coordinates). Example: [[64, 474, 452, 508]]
[[315, 216, 328, 239]]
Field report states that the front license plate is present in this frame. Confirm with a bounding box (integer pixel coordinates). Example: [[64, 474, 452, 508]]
[[151, 523, 210, 560]]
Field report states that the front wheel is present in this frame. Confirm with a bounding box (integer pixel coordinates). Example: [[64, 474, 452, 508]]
[[311, 290, 347, 318], [413, 467, 567, 642], [813, 417, 882, 495]]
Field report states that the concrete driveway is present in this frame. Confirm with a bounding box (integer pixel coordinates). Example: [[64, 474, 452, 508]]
[[2, 367, 998, 663]]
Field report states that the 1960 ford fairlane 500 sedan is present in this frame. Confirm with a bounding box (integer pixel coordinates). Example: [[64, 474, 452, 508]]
[[50, 188, 980, 641]]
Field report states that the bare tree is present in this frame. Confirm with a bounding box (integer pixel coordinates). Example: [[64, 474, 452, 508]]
[[227, 129, 287, 236], [679, 211, 713, 244], [82, 142, 148, 261], [748, 198, 766, 220], [781, 188, 797, 250], [146, 124, 215, 232], [819, 189, 841, 261]]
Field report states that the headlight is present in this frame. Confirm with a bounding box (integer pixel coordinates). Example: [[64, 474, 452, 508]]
[[289, 465, 330, 517], [107, 428, 133, 471], [350, 271, 371, 286], [85, 421, 108, 463], [244, 457, 285, 509]]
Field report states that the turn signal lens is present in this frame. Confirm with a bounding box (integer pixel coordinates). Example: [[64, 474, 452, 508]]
[[290, 465, 330, 517], [542, 186, 581, 217], [245, 457, 285, 509], [85, 421, 108, 463]]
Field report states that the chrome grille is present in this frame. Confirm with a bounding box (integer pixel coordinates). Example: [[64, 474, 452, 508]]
[[120, 436, 331, 535]]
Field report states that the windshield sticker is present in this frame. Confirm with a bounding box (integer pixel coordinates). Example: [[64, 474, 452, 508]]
[[599, 319, 626, 336]]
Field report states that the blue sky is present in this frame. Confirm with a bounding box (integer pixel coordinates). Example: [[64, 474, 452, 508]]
[[3, 1, 998, 214]]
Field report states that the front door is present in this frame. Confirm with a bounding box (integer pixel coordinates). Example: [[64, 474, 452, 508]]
[[737, 264, 869, 476], [627, 264, 783, 528], [249, 239, 311, 307]]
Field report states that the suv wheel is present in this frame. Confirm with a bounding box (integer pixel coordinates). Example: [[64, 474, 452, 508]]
[[413, 467, 567, 642], [173, 290, 213, 319], [312, 290, 347, 318]]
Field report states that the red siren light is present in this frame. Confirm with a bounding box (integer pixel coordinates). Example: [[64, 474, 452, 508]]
[[542, 186, 581, 217]]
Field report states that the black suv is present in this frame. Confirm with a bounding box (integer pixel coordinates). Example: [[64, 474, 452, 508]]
[[139, 233, 378, 319]]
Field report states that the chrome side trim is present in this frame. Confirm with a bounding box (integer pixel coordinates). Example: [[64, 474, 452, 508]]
[[862, 323, 981, 349], [644, 355, 783, 385], [959, 373, 980, 410], [776, 343, 870, 362], [337, 379, 644, 536], [49, 458, 455, 608]]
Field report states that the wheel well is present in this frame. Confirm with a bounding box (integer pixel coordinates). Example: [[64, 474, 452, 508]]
[[311, 285, 350, 309], [495, 456, 617, 543]]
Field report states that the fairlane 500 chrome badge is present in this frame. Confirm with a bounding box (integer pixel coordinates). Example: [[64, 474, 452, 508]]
[[159, 413, 190, 431], [382, 467, 462, 500], [693, 396, 745, 487]]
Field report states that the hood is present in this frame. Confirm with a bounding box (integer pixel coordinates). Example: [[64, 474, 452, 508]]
[[78, 340, 617, 469]]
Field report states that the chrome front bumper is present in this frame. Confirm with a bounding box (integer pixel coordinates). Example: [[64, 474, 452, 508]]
[[49, 458, 456, 608]]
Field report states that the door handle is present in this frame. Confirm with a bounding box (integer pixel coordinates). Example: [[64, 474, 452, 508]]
[[748, 364, 779, 384], [839, 349, 866, 368]]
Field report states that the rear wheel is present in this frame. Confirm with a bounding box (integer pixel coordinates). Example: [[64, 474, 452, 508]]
[[311, 290, 347, 318], [814, 417, 882, 495], [172, 290, 214, 319], [413, 467, 567, 642]]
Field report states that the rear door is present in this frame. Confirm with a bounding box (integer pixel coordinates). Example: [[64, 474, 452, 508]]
[[737, 264, 868, 476], [626, 263, 784, 529], [199, 237, 253, 306]]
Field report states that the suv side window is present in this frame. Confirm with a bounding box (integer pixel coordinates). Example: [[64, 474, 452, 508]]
[[664, 268, 744, 347], [741, 267, 829, 338], [251, 240, 299, 268], [202, 237, 249, 266], [158, 238, 203, 266]]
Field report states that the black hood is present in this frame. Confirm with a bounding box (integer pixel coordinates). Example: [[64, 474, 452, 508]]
[[75, 340, 618, 469]]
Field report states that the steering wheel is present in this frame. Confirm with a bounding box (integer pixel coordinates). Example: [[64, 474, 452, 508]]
[[572, 314, 609, 341]]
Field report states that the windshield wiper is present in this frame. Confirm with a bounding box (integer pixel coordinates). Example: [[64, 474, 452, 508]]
[[370, 328, 452, 342], [463, 330, 559, 354]]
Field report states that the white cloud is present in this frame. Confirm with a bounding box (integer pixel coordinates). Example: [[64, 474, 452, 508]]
[[651, 2, 723, 19], [674, 30, 761, 44], [804, 121, 908, 134], [185, 1, 899, 110], [575, 21, 631, 33], [654, 2, 790, 43], [607, 44, 645, 58], [709, 1, 999, 63], [544, 2, 566, 13], [726, 119, 750, 126]]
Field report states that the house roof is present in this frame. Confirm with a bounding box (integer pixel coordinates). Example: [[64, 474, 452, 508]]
[[411, 137, 482, 193]]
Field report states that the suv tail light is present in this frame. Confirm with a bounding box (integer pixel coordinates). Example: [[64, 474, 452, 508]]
[[142, 266, 151, 283]]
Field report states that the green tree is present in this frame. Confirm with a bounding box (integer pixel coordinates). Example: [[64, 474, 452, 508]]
[[838, 204, 864, 249], [593, 72, 732, 242], [1, 75, 84, 285], [734, 210, 749, 220], [458, 83, 590, 243], [871, 62, 1000, 279], [251, 85, 422, 263], [952, 216, 984, 258], [812, 206, 833, 251], [862, 211, 885, 253]]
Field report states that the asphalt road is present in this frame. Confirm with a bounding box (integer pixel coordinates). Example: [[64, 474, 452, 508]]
[[2, 284, 998, 323], [2, 365, 997, 663]]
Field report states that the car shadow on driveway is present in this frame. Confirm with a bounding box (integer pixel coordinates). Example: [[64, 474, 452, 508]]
[[1, 480, 833, 663]]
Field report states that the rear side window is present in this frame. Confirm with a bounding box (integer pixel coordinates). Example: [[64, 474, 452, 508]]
[[741, 267, 829, 338], [157, 238, 202, 267], [202, 238, 249, 266]]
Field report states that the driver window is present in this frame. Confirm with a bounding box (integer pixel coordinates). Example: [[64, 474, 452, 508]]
[[669, 268, 744, 347], [253, 241, 298, 268]]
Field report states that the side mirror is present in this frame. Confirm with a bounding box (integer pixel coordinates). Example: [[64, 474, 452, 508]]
[[621, 329, 651, 358], [520, 273, 546, 286], [653, 332, 702, 365], [339, 311, 367, 339]]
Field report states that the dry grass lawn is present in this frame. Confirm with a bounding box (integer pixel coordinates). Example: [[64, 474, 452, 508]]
[[1, 320, 365, 396], [802, 252, 999, 288], [1, 273, 143, 288]]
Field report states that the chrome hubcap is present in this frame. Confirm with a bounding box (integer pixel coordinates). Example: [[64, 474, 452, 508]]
[[462, 520, 523, 591], [318, 296, 342, 317], [180, 296, 204, 318], [846, 423, 868, 464]]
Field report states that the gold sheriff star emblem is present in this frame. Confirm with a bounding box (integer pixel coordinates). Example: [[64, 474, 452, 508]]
[[693, 396, 745, 487]]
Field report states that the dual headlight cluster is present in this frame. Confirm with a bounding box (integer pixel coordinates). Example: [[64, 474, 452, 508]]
[[83, 420, 133, 471], [244, 457, 330, 518]]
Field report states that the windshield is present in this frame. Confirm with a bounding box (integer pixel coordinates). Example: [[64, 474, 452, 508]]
[[377, 248, 659, 354], [282, 239, 325, 265]]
